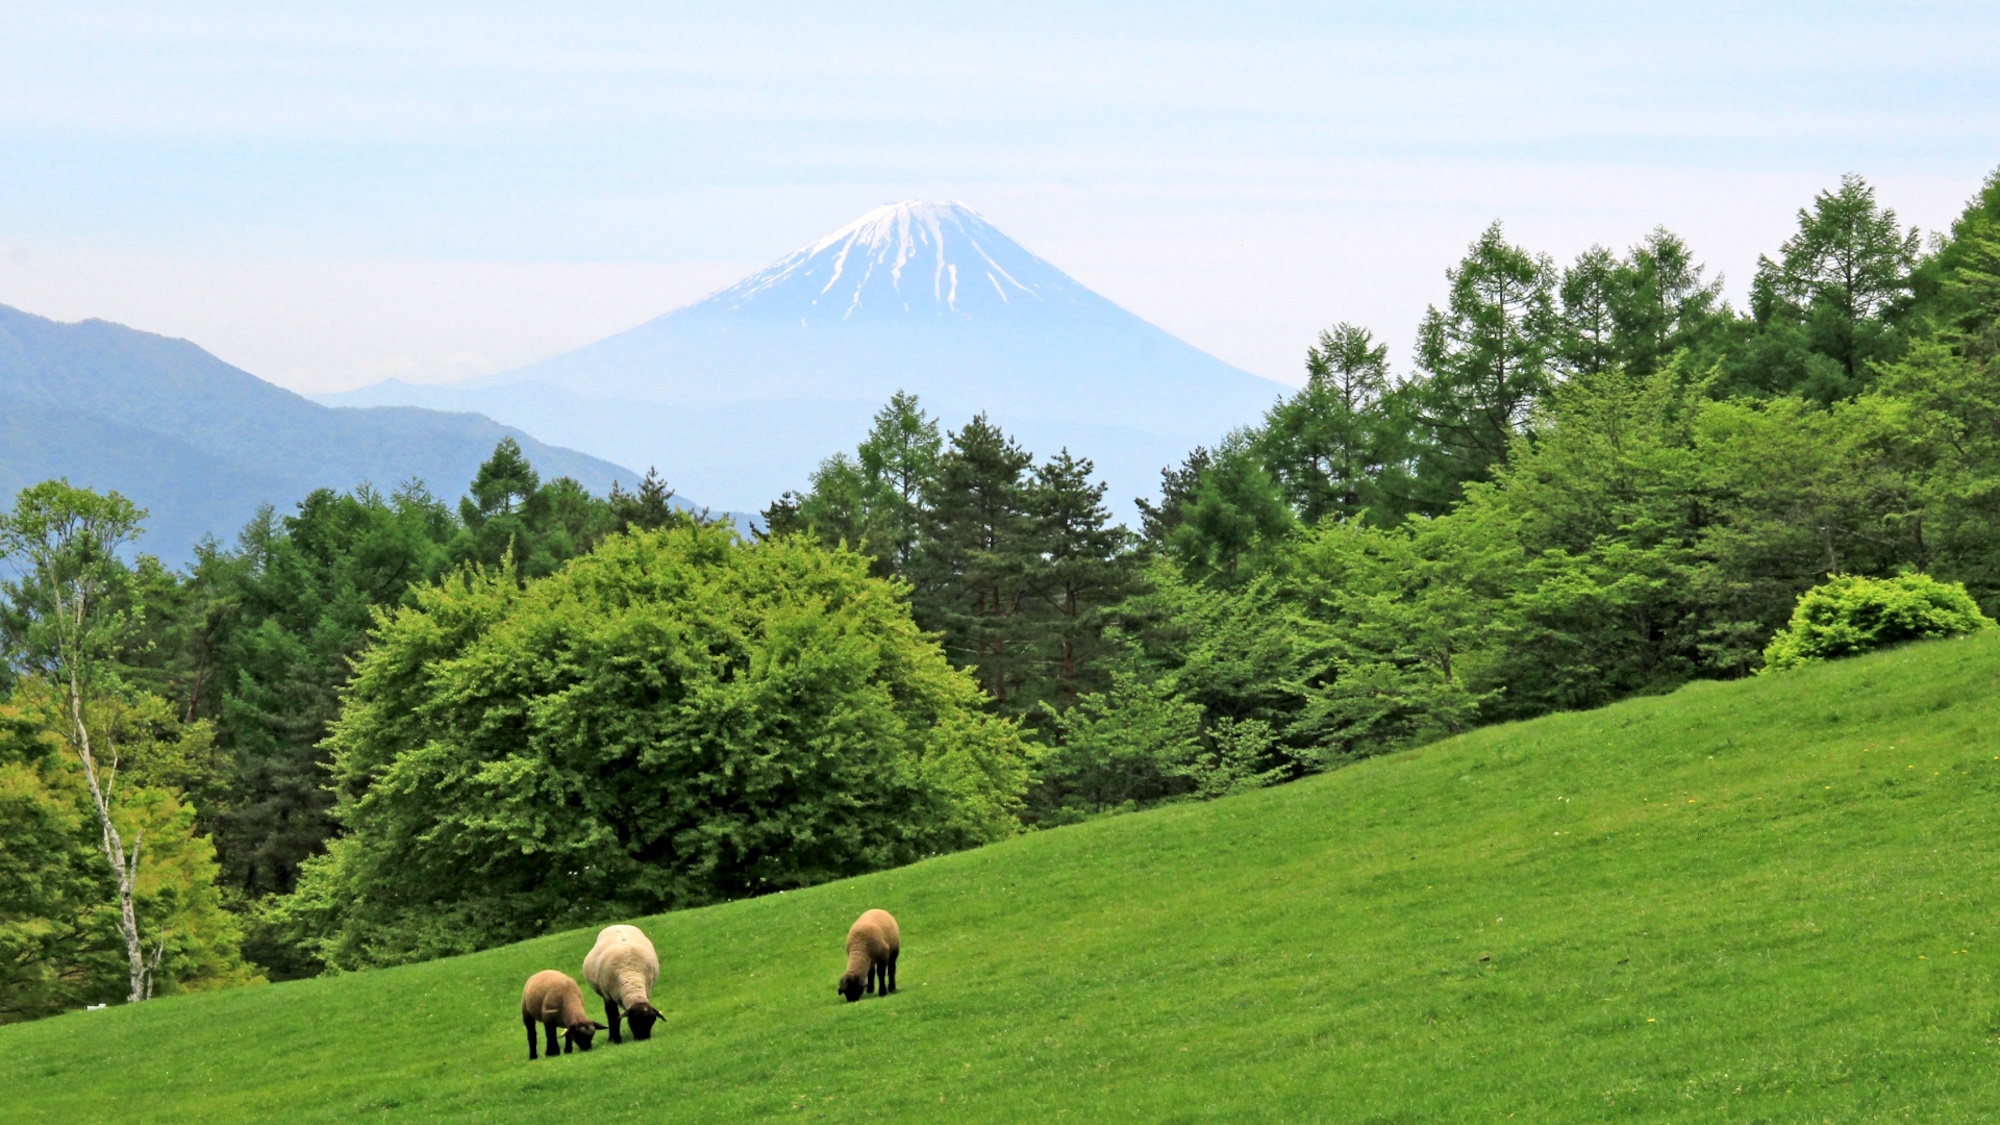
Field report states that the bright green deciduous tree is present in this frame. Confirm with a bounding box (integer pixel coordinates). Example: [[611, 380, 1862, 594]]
[[0, 693, 255, 1021], [281, 523, 1032, 969], [0, 482, 253, 1006], [0, 481, 157, 1002]]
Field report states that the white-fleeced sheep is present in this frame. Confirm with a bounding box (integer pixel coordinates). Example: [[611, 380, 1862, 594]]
[[583, 923, 662, 1043], [520, 970, 603, 1060], [838, 909, 900, 1003]]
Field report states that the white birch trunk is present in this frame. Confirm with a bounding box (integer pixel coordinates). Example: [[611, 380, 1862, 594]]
[[67, 664, 151, 1004]]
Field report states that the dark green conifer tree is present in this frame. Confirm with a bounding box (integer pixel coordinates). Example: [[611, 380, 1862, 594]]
[[1409, 221, 1561, 501], [1254, 323, 1415, 524], [1027, 450, 1135, 709], [1135, 446, 1212, 548], [608, 467, 679, 533], [210, 483, 454, 906], [912, 415, 1040, 707], [450, 439, 608, 579], [1735, 174, 1921, 401]]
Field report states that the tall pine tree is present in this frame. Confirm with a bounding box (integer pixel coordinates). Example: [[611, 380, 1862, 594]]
[[760, 392, 941, 580], [913, 415, 1039, 706], [1027, 450, 1135, 709], [1254, 323, 1415, 524], [1410, 221, 1560, 500], [1741, 174, 1921, 401]]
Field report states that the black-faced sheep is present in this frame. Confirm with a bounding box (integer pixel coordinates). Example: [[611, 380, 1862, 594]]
[[837, 909, 900, 1003], [583, 923, 662, 1043], [520, 970, 603, 1060]]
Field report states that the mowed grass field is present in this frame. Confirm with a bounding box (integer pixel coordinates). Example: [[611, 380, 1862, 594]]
[[6, 634, 2000, 1122]]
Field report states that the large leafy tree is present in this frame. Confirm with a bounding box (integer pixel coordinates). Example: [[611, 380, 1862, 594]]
[[279, 524, 1031, 969]]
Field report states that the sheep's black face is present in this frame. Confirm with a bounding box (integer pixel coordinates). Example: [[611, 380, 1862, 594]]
[[626, 1004, 661, 1041], [565, 1023, 600, 1053], [838, 974, 865, 1003]]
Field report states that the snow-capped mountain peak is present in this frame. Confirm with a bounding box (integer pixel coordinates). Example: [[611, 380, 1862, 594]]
[[706, 200, 1090, 323], [322, 199, 1289, 522]]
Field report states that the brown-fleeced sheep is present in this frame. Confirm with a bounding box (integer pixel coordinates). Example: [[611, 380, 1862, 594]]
[[837, 909, 900, 1003], [520, 970, 603, 1060], [583, 924, 662, 1043]]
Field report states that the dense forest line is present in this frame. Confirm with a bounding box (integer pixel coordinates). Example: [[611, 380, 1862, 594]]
[[4, 168, 1999, 1019], [771, 171, 2000, 811]]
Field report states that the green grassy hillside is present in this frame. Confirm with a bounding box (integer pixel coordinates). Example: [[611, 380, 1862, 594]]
[[7, 634, 2000, 1122]]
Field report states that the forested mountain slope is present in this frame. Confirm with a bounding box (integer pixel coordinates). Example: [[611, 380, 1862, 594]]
[[4, 632, 1996, 1122], [0, 303, 638, 557]]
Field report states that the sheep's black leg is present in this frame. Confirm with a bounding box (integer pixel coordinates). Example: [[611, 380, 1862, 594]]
[[525, 1013, 539, 1060], [867, 962, 878, 995], [606, 997, 623, 1044], [888, 952, 898, 994], [545, 1020, 561, 1058]]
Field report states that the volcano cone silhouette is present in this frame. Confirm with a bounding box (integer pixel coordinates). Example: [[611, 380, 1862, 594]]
[[322, 202, 1288, 517]]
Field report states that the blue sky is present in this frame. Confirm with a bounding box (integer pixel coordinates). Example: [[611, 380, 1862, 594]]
[[1, 2, 1996, 391]]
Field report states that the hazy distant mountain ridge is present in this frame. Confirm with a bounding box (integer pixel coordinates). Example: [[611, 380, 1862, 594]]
[[0, 303, 639, 557], [327, 202, 1290, 517]]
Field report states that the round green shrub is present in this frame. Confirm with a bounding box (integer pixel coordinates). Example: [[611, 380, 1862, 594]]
[[1761, 573, 1994, 672]]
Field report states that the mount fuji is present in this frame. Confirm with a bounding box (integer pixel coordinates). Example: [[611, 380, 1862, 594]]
[[320, 202, 1290, 519]]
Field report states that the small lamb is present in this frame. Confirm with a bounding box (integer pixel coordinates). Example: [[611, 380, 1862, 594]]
[[838, 909, 900, 1003], [520, 970, 603, 1060]]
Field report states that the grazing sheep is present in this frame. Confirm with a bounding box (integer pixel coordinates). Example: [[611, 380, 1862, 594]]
[[837, 909, 900, 1003], [520, 970, 603, 1060], [583, 924, 662, 1043]]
